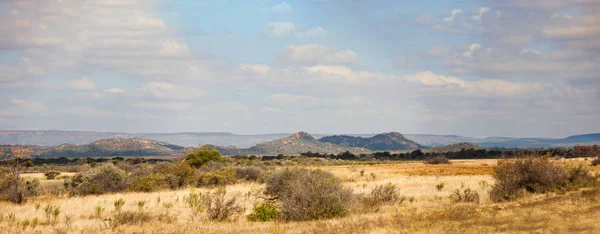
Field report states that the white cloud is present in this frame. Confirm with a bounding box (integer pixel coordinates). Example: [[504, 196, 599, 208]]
[[136, 81, 205, 100], [131, 102, 192, 110], [104, 88, 125, 93], [294, 26, 327, 37], [404, 71, 567, 98], [277, 44, 357, 66], [239, 63, 271, 74], [66, 78, 96, 91], [405, 71, 465, 87], [271, 2, 292, 14], [461, 43, 481, 57], [471, 7, 490, 21], [264, 22, 327, 38], [443, 9, 462, 22], [269, 93, 317, 104]]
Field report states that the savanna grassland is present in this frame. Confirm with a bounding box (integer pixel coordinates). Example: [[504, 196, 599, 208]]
[[1, 156, 600, 234]]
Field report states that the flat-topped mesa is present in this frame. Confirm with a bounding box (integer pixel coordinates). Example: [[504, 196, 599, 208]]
[[292, 131, 316, 141]]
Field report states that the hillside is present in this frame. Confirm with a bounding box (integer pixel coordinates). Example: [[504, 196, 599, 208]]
[[423, 142, 483, 153], [2, 130, 600, 149], [217, 132, 372, 155], [32, 138, 185, 158], [319, 132, 421, 151]]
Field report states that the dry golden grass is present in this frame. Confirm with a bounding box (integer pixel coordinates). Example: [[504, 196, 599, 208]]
[[1, 158, 599, 233]]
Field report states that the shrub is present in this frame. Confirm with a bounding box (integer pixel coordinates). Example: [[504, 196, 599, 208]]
[[234, 166, 266, 181], [44, 171, 61, 180], [425, 156, 450, 165], [204, 188, 244, 221], [114, 198, 125, 213], [185, 191, 208, 220], [370, 183, 401, 203], [264, 168, 353, 221], [152, 162, 195, 189], [129, 173, 167, 192], [436, 183, 445, 191], [198, 167, 236, 187], [450, 188, 480, 203], [566, 164, 598, 189], [25, 179, 40, 196], [43, 204, 60, 225], [490, 157, 597, 202], [0, 174, 28, 203], [591, 157, 600, 167], [186, 146, 225, 168], [69, 164, 127, 195], [247, 202, 279, 222], [361, 183, 403, 212], [110, 211, 152, 227]]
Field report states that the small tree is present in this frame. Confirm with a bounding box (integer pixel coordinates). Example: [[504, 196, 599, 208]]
[[0, 146, 33, 203], [185, 145, 225, 168]]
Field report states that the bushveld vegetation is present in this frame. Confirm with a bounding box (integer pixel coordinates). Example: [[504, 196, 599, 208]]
[[0, 145, 599, 233]]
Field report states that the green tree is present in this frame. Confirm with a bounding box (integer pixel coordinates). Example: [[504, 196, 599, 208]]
[[185, 145, 224, 168]]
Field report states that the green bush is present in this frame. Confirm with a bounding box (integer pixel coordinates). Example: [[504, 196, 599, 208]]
[[490, 157, 597, 202], [247, 202, 279, 222], [198, 167, 236, 187], [129, 173, 167, 192], [44, 171, 61, 180], [69, 164, 127, 195], [152, 162, 195, 189], [186, 146, 225, 168], [264, 168, 352, 221]]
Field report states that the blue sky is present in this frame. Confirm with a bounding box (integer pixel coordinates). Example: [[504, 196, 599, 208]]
[[0, 0, 599, 137]]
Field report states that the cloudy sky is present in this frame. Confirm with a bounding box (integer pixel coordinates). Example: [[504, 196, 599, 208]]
[[1, 0, 599, 137]]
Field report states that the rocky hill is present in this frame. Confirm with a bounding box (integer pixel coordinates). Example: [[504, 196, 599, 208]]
[[32, 138, 185, 158], [319, 132, 421, 151], [217, 132, 372, 155]]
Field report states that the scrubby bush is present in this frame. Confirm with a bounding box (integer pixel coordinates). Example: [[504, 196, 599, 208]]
[[566, 164, 598, 189], [44, 171, 61, 180], [204, 188, 244, 221], [591, 157, 600, 166], [69, 164, 127, 195], [425, 156, 450, 165], [264, 168, 353, 221], [152, 162, 195, 189], [129, 174, 167, 192], [247, 202, 279, 222], [360, 183, 403, 212], [450, 188, 480, 203], [186, 146, 225, 168], [110, 211, 152, 227], [490, 157, 598, 202], [198, 167, 236, 187], [234, 166, 266, 181]]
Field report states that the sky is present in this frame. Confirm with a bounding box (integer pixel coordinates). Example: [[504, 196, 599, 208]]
[[0, 0, 599, 137]]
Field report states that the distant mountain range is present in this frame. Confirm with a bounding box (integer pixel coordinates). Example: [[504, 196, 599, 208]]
[[27, 138, 186, 158], [320, 132, 421, 151], [217, 132, 372, 155], [1, 130, 599, 149]]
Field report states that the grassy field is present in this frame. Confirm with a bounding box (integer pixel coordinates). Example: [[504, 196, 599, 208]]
[[2, 158, 600, 233]]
